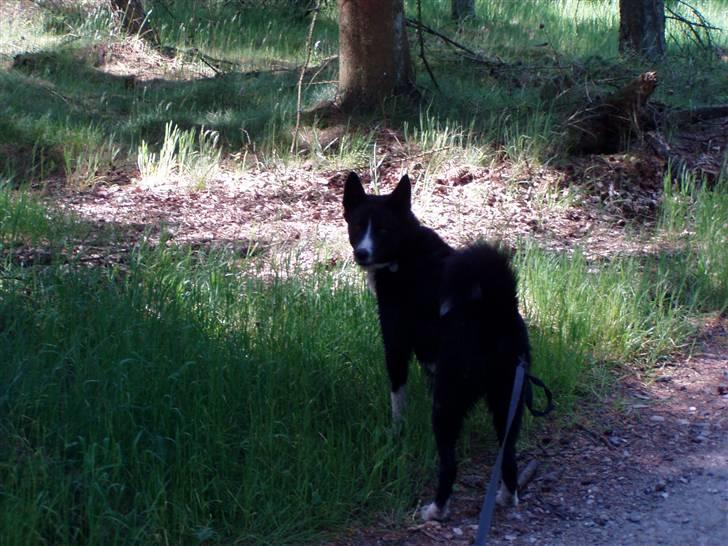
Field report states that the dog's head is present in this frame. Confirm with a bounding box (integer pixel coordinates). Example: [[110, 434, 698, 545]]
[[342, 172, 414, 270]]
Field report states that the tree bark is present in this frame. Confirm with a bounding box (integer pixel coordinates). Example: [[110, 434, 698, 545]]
[[451, 0, 475, 21], [110, 0, 159, 44], [336, 0, 413, 111], [619, 0, 666, 59]]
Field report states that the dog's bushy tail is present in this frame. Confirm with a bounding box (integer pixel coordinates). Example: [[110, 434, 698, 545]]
[[440, 243, 520, 325]]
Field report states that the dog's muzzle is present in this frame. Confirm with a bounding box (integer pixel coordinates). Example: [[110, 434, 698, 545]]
[[353, 248, 371, 266]]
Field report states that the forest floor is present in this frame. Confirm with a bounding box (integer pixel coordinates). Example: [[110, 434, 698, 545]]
[[11, 148, 728, 545], [5, 17, 727, 543], [328, 316, 728, 546], [30, 143, 727, 546]]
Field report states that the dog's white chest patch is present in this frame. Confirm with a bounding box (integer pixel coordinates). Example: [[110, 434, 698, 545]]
[[366, 271, 377, 294]]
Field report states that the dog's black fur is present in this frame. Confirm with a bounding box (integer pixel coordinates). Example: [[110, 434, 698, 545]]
[[343, 172, 531, 520]]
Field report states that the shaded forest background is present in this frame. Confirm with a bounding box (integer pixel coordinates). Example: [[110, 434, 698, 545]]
[[0, 1, 726, 545]]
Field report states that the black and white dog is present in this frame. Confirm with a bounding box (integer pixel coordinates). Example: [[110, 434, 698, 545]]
[[343, 171, 534, 521]]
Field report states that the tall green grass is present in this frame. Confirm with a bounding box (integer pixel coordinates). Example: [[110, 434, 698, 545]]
[[0, 244, 435, 545], [659, 174, 728, 311], [2, 173, 726, 543], [0, 187, 81, 247], [518, 172, 727, 403], [137, 121, 221, 187]]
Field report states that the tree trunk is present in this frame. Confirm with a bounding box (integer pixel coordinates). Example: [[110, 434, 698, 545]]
[[110, 0, 159, 44], [619, 0, 665, 59], [451, 0, 475, 21], [336, 0, 413, 111]]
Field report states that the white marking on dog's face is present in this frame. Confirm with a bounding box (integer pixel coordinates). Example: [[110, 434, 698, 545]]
[[496, 483, 519, 507], [421, 500, 450, 521], [391, 386, 407, 424], [355, 220, 374, 256]]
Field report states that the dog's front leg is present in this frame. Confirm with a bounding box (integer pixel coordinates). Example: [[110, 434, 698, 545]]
[[384, 346, 411, 427], [378, 308, 412, 427]]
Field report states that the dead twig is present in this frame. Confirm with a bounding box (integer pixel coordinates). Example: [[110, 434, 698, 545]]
[[405, 17, 479, 58], [415, 0, 440, 91], [667, 0, 722, 50], [517, 459, 540, 490], [291, 0, 320, 155]]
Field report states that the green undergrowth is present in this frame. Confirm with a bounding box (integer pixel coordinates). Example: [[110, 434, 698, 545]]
[[2, 173, 726, 543], [2, 1, 727, 183], [0, 242, 434, 545]]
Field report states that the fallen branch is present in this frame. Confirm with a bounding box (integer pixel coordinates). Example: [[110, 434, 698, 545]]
[[517, 460, 540, 490], [406, 17, 479, 58], [566, 71, 658, 154], [669, 105, 728, 125]]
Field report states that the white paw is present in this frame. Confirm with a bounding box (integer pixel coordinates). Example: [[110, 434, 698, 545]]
[[421, 501, 450, 521], [496, 483, 519, 507]]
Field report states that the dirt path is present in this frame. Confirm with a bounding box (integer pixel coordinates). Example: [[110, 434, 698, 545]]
[[557, 435, 728, 546], [329, 317, 728, 545], [27, 135, 727, 546]]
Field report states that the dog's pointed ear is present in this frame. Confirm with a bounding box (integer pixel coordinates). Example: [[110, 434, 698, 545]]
[[343, 171, 366, 213], [389, 174, 411, 211]]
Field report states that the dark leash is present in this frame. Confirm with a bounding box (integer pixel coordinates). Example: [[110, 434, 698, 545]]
[[524, 372, 554, 418], [473, 360, 554, 546]]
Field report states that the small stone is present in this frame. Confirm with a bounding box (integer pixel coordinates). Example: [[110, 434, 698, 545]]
[[453, 527, 463, 537], [504, 534, 518, 541], [655, 480, 667, 492], [655, 375, 672, 383], [627, 513, 641, 523], [650, 415, 665, 422]]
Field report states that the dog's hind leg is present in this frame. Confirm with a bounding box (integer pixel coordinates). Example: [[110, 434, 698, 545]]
[[422, 388, 467, 521]]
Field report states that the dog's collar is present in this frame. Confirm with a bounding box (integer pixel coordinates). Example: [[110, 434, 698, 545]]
[[362, 262, 399, 273]]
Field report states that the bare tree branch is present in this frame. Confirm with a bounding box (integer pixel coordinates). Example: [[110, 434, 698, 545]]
[[291, 0, 320, 155]]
